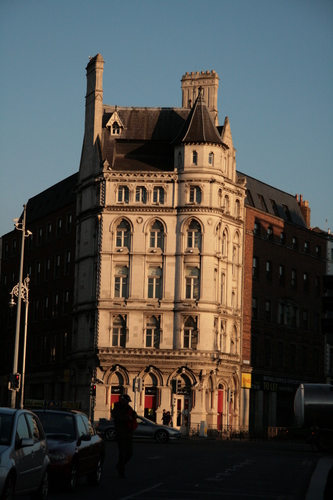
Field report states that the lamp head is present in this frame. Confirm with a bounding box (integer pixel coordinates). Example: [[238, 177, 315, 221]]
[[9, 296, 16, 308]]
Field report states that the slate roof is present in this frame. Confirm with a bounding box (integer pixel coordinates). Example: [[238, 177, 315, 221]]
[[102, 106, 189, 171], [239, 171, 307, 227], [26, 173, 78, 225], [172, 88, 226, 146]]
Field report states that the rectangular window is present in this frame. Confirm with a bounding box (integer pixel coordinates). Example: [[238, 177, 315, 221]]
[[55, 255, 60, 278], [66, 213, 72, 232], [65, 251, 71, 275], [266, 261, 272, 282], [115, 276, 128, 298], [280, 232, 285, 245], [135, 186, 146, 203], [189, 186, 201, 204], [253, 221, 260, 235], [36, 262, 41, 284], [148, 267, 162, 299], [57, 218, 62, 237], [292, 236, 298, 249], [185, 268, 199, 300], [315, 276, 320, 296], [258, 194, 268, 212], [184, 329, 198, 349], [303, 272, 309, 293], [253, 257, 259, 278], [118, 186, 129, 203], [45, 258, 50, 282], [267, 227, 273, 240], [112, 326, 126, 347], [51, 334, 57, 363], [153, 187, 164, 204], [279, 265, 285, 286], [252, 297, 258, 320], [291, 269, 297, 289], [304, 241, 309, 253], [265, 300, 271, 323], [53, 293, 59, 317]]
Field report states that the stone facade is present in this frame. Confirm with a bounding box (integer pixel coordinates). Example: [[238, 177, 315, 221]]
[[72, 54, 247, 433]]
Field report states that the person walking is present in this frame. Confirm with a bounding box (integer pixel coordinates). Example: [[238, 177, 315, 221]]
[[113, 394, 137, 478], [162, 409, 171, 426]]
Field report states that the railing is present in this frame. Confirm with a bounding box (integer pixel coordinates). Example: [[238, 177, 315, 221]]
[[188, 424, 290, 441]]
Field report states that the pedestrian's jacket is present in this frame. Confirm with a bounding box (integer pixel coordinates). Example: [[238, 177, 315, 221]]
[[113, 402, 137, 438]]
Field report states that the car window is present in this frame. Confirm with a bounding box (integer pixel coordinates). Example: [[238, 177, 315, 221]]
[[77, 415, 87, 437], [81, 414, 95, 436], [0, 414, 13, 445], [137, 417, 144, 424], [25, 413, 43, 441], [16, 414, 31, 445]]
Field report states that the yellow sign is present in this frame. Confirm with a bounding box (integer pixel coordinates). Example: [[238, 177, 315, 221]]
[[242, 373, 252, 389]]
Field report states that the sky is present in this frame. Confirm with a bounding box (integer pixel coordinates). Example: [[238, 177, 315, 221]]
[[1, 0, 332, 236]]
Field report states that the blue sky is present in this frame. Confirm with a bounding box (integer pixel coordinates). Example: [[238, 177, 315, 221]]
[[1, 0, 332, 236]]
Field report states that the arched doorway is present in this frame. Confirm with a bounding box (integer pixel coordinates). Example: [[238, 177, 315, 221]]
[[144, 373, 158, 422], [110, 372, 124, 415], [174, 374, 192, 433]]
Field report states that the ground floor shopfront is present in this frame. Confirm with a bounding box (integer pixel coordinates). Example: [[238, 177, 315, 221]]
[[73, 349, 251, 435], [249, 373, 311, 434]]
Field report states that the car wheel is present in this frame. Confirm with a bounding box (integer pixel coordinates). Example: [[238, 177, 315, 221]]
[[68, 459, 78, 491], [32, 469, 49, 500], [155, 430, 169, 443], [105, 428, 116, 441], [87, 458, 103, 486], [2, 473, 15, 500]]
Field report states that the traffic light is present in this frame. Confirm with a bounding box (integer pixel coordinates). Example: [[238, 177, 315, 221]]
[[12, 373, 21, 391], [91, 384, 97, 397]]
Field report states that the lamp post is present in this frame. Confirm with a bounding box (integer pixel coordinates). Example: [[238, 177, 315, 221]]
[[10, 205, 32, 408], [9, 276, 30, 409]]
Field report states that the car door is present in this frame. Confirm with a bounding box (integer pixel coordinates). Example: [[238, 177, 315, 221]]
[[12, 413, 35, 494], [81, 415, 100, 470], [135, 417, 154, 439], [76, 415, 92, 475], [25, 412, 48, 484]]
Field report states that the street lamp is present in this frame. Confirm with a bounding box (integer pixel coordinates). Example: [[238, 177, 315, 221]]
[[9, 276, 30, 409], [10, 204, 32, 408]]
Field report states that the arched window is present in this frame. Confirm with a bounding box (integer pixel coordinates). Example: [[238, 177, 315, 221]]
[[112, 315, 126, 347], [149, 220, 164, 250], [146, 316, 160, 348], [187, 220, 201, 250], [235, 199, 241, 217], [184, 316, 198, 349], [116, 219, 130, 249], [222, 229, 228, 256], [192, 151, 198, 165], [112, 122, 120, 135], [208, 152, 214, 166]]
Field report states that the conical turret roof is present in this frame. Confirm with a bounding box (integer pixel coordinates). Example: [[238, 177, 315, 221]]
[[173, 87, 225, 146]]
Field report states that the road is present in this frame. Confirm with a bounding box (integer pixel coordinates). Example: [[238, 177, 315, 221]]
[[48, 437, 319, 499]]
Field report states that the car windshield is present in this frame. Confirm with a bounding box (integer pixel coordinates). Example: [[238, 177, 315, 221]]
[[0, 413, 13, 446], [37, 413, 75, 438]]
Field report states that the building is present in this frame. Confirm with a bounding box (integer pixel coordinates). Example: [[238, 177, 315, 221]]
[[73, 54, 248, 433], [242, 176, 327, 431], [1, 55, 329, 436], [0, 174, 77, 407]]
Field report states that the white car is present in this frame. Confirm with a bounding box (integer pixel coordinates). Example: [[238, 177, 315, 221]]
[[0, 407, 50, 499]]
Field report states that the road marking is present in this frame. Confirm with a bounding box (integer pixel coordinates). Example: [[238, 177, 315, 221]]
[[118, 483, 163, 500]]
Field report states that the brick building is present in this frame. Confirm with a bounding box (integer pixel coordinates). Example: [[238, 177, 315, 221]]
[[242, 174, 327, 430], [0, 174, 77, 407]]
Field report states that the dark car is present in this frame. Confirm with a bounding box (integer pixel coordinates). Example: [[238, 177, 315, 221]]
[[0, 407, 50, 500], [34, 409, 105, 491], [96, 415, 181, 443]]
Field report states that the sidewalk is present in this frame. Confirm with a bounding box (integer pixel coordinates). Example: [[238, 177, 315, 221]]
[[306, 457, 333, 500]]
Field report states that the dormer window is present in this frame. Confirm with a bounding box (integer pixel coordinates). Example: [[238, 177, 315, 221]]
[[192, 151, 198, 165], [106, 110, 126, 137], [208, 152, 214, 166]]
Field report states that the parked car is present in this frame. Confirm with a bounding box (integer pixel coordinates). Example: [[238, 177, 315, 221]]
[[0, 407, 50, 500], [96, 415, 182, 443], [33, 409, 105, 491]]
